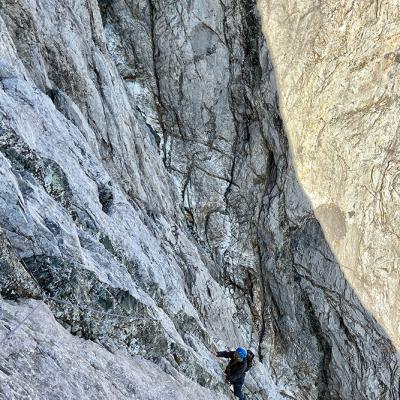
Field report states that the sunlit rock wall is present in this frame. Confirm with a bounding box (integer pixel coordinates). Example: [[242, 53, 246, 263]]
[[258, 0, 400, 347]]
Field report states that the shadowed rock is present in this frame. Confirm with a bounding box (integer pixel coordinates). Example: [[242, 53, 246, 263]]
[[0, 0, 398, 399]]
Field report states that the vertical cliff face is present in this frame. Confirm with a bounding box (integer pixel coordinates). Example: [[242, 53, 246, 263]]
[[258, 0, 400, 347], [0, 1, 398, 399]]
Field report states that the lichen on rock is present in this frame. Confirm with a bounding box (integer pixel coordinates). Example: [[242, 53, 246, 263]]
[[0, 0, 399, 399]]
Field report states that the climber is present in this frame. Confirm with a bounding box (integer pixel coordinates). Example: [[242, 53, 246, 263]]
[[216, 347, 252, 400]]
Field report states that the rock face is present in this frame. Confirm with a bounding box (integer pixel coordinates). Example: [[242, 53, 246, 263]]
[[0, 299, 229, 400], [258, 0, 400, 348], [0, 0, 398, 399]]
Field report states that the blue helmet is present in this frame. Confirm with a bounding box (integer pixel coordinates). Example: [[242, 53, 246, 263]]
[[235, 347, 247, 360]]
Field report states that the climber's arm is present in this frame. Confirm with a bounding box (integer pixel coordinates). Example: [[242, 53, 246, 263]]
[[216, 351, 235, 358]]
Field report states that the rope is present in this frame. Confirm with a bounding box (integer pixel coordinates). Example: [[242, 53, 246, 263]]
[[2, 214, 256, 346], [0, 296, 152, 347], [18, 256, 153, 318], [44, 296, 151, 321], [0, 301, 43, 347], [0, 254, 155, 346]]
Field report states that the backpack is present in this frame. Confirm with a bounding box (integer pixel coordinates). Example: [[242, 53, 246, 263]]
[[245, 350, 255, 372]]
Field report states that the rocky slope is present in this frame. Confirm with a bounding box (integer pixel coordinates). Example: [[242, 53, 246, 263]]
[[0, 299, 229, 400], [0, 0, 399, 399]]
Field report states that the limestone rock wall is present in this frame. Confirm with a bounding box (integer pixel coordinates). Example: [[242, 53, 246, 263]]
[[0, 0, 399, 399], [258, 0, 400, 348]]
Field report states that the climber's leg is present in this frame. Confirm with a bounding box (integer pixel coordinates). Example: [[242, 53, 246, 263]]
[[233, 378, 246, 400]]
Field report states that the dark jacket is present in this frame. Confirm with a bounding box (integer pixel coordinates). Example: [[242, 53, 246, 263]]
[[216, 351, 247, 383]]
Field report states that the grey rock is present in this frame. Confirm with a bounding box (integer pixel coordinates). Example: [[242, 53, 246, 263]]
[[0, 0, 398, 399], [0, 299, 229, 400]]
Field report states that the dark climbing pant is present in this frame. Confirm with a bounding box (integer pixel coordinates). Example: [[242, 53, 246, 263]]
[[233, 378, 245, 400]]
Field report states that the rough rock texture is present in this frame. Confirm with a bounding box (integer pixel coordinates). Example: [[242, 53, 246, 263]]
[[258, 0, 400, 347], [0, 0, 399, 399], [0, 299, 229, 400]]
